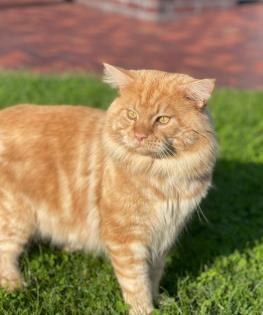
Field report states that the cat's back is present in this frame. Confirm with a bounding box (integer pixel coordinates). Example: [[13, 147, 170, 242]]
[[0, 104, 105, 134], [0, 104, 106, 202]]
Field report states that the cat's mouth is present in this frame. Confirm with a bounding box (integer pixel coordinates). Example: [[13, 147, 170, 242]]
[[120, 134, 176, 159], [126, 141, 176, 159]]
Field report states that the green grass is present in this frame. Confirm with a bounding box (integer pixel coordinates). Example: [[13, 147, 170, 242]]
[[0, 72, 262, 314]]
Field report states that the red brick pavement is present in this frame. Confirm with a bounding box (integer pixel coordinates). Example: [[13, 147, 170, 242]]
[[0, 0, 262, 89]]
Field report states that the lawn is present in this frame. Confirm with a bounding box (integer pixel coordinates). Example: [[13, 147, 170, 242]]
[[0, 72, 262, 315]]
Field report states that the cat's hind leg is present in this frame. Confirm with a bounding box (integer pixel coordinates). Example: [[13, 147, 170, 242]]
[[0, 189, 36, 291]]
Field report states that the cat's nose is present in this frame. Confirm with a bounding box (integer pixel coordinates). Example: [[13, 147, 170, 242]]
[[134, 132, 148, 142]]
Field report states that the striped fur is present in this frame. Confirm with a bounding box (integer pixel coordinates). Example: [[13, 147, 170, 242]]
[[0, 65, 216, 314]]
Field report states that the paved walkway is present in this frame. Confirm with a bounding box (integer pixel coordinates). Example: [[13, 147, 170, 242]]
[[0, 0, 262, 89]]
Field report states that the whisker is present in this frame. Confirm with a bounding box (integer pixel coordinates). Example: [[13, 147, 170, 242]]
[[196, 204, 209, 224], [163, 143, 176, 157], [192, 129, 212, 142]]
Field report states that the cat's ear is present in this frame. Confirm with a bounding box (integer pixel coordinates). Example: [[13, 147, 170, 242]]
[[183, 79, 216, 109], [103, 63, 134, 89]]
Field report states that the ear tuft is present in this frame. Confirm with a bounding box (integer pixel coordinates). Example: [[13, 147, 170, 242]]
[[103, 63, 134, 89], [184, 78, 216, 108]]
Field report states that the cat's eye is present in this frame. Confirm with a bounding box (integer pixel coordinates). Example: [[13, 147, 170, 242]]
[[156, 116, 170, 124], [127, 110, 138, 120]]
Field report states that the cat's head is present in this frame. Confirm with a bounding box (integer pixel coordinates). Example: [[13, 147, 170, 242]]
[[103, 64, 216, 169]]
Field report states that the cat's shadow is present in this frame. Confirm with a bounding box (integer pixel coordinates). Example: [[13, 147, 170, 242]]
[[163, 158, 263, 296]]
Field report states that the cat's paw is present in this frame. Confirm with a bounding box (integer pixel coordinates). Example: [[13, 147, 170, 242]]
[[153, 294, 162, 306], [0, 273, 25, 292], [63, 244, 82, 252], [128, 306, 153, 315]]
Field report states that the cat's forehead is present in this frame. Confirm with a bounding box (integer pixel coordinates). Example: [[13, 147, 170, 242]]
[[124, 71, 193, 111]]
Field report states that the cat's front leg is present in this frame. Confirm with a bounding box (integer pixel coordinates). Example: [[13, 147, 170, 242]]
[[107, 242, 154, 315]]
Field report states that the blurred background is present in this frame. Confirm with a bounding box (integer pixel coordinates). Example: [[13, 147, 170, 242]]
[[0, 0, 262, 88]]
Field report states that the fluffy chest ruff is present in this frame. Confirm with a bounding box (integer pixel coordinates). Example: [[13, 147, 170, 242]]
[[101, 157, 212, 259], [150, 179, 210, 257], [151, 187, 207, 258]]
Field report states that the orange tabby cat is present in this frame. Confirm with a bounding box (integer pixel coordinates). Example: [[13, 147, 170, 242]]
[[0, 64, 216, 315]]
